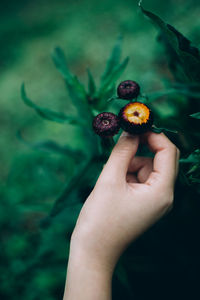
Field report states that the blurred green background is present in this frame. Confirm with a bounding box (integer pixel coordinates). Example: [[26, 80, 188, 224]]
[[1, 0, 200, 299]]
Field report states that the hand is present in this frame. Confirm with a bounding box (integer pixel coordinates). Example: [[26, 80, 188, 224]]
[[64, 131, 180, 300], [71, 131, 180, 271]]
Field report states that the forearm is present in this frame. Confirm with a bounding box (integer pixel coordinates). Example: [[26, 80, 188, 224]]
[[63, 238, 113, 300]]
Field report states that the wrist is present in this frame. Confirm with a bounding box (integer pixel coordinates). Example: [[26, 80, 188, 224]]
[[69, 233, 115, 276], [64, 237, 113, 299]]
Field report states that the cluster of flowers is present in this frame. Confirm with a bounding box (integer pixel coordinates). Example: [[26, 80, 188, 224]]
[[92, 80, 154, 138]]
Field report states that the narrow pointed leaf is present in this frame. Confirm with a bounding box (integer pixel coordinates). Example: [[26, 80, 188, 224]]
[[16, 131, 84, 160], [21, 83, 78, 124], [52, 47, 92, 121], [50, 157, 103, 217], [140, 5, 200, 82], [99, 56, 129, 97], [151, 126, 178, 134], [51, 47, 74, 82], [87, 68, 96, 97], [190, 112, 200, 119], [147, 88, 200, 102], [101, 35, 123, 83], [179, 150, 200, 164], [33, 141, 84, 160], [52, 47, 87, 102]]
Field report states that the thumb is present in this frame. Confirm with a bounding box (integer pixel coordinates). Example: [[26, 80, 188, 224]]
[[101, 132, 139, 182]]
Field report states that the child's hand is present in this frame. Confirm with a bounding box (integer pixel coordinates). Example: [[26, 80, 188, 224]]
[[71, 132, 180, 271]]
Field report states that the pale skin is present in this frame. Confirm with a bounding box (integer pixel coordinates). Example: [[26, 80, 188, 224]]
[[63, 131, 180, 300]]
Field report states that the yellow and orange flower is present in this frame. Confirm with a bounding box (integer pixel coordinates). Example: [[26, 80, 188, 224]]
[[118, 102, 153, 134]]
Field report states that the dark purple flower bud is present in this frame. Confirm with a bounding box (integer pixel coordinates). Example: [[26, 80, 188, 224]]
[[92, 112, 120, 137], [118, 102, 154, 134], [117, 80, 140, 100]]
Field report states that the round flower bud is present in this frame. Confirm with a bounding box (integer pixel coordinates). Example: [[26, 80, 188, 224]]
[[117, 80, 140, 100], [92, 112, 120, 137], [118, 102, 153, 134]]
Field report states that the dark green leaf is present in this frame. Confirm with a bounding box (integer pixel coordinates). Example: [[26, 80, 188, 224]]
[[180, 149, 200, 163], [16, 131, 84, 160], [21, 83, 79, 124], [147, 88, 200, 102], [140, 5, 178, 49], [114, 260, 134, 298], [50, 157, 103, 217], [51, 47, 74, 82], [140, 5, 200, 82], [99, 56, 129, 97], [101, 35, 123, 83], [151, 126, 178, 134], [33, 141, 84, 160], [190, 112, 200, 119], [147, 88, 177, 101], [87, 68, 96, 97], [52, 47, 90, 119], [187, 164, 199, 175]]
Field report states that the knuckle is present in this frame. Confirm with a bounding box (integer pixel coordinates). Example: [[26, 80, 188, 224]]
[[163, 191, 174, 207], [168, 192, 174, 205], [156, 188, 174, 209], [169, 144, 177, 154]]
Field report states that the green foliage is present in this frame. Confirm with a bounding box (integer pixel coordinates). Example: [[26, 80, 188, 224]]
[[52, 47, 90, 119], [140, 3, 200, 82], [190, 112, 200, 119], [50, 39, 129, 113], [140, 3, 200, 193], [151, 126, 178, 134], [87, 68, 96, 98], [1, 1, 200, 300], [21, 83, 79, 125], [98, 35, 130, 106], [21, 36, 130, 220]]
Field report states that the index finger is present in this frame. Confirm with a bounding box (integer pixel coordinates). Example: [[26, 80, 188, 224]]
[[142, 132, 179, 188]]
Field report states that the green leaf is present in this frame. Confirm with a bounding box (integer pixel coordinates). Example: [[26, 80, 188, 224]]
[[114, 259, 134, 298], [140, 5, 200, 83], [146, 88, 200, 102], [87, 68, 96, 97], [180, 149, 200, 163], [147, 88, 177, 101], [52, 47, 91, 119], [21, 83, 79, 124], [140, 5, 178, 49], [190, 112, 200, 119], [33, 141, 84, 160], [101, 35, 123, 83], [50, 157, 103, 217], [99, 56, 129, 97], [179, 149, 200, 187], [151, 126, 178, 134], [51, 47, 74, 82], [16, 131, 84, 161]]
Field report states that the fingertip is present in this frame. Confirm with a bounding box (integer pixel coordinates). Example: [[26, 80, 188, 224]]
[[142, 130, 174, 151], [119, 131, 138, 139], [116, 131, 139, 148], [104, 131, 139, 179]]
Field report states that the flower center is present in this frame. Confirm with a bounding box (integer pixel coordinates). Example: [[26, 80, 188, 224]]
[[124, 102, 150, 124], [124, 84, 132, 89], [133, 111, 139, 117], [102, 119, 110, 126]]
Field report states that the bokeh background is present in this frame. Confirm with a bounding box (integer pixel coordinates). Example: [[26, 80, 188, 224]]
[[0, 0, 200, 299]]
